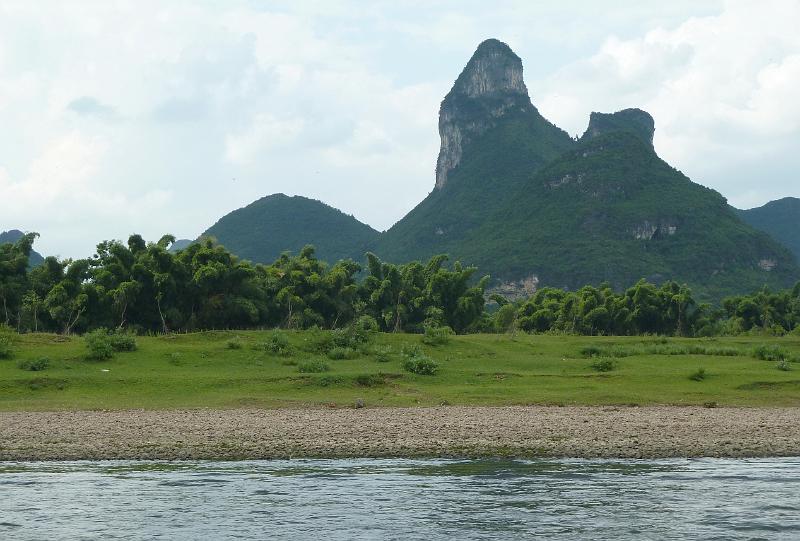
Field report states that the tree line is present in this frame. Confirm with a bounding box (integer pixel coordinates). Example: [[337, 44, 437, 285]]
[[1, 232, 798, 336]]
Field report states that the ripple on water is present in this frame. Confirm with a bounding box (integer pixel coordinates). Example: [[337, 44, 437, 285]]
[[0, 458, 799, 540]]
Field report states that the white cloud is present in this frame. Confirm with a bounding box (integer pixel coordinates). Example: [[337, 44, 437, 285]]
[[225, 114, 305, 165]]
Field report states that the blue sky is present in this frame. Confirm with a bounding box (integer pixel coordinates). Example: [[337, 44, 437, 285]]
[[1, 1, 798, 258]]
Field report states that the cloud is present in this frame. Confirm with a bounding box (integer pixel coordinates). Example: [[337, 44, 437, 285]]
[[67, 96, 116, 119], [225, 114, 305, 165]]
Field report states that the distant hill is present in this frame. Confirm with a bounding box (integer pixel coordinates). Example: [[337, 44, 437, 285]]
[[736, 197, 800, 260], [200, 194, 379, 264], [0, 230, 44, 266], [169, 239, 194, 252], [370, 39, 799, 300]]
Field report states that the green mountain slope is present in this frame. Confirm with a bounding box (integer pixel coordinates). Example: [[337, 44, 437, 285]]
[[371, 40, 799, 300], [373, 38, 574, 264], [459, 125, 798, 301], [201, 194, 379, 264], [0, 230, 44, 266], [735, 197, 800, 260]]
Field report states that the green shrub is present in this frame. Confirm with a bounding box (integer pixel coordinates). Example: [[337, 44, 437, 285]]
[[402, 355, 438, 376], [422, 325, 454, 346], [580, 345, 640, 358], [316, 375, 343, 386], [777, 359, 791, 371], [327, 346, 358, 360], [354, 373, 386, 387], [84, 329, 115, 360], [298, 359, 329, 373], [109, 332, 138, 352], [590, 358, 616, 372], [260, 331, 292, 356], [226, 338, 243, 349], [689, 368, 706, 381], [400, 343, 423, 358], [352, 315, 379, 333], [331, 325, 371, 350], [752, 344, 788, 362], [18, 357, 49, 371], [372, 345, 393, 363], [0, 335, 13, 359]]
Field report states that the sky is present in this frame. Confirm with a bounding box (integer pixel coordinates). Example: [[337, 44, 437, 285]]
[[1, 0, 799, 259]]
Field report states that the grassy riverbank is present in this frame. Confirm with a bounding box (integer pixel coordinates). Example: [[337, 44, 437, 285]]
[[1, 331, 799, 411]]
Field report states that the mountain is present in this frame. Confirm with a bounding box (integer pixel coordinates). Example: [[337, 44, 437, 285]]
[[0, 230, 44, 266], [735, 198, 800, 260], [169, 239, 194, 252], [373, 38, 574, 264], [200, 194, 379, 264], [371, 39, 799, 300]]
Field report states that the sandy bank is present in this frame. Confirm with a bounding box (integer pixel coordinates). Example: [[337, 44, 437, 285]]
[[1, 406, 798, 460]]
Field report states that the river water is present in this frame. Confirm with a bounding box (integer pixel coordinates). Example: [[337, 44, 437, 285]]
[[1, 458, 799, 540]]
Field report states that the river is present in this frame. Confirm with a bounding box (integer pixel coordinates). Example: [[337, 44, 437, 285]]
[[2, 458, 799, 539]]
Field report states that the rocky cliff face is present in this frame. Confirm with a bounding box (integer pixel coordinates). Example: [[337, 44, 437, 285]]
[[582, 109, 655, 147], [435, 39, 531, 189]]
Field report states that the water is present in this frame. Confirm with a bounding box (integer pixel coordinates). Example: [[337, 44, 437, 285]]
[[1, 458, 799, 540]]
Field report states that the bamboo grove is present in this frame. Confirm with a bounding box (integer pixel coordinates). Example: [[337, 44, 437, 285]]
[[1, 233, 799, 336]]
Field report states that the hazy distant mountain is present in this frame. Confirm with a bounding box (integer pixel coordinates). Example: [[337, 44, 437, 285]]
[[200, 194, 379, 264], [736, 197, 800, 260], [0, 230, 44, 266], [168, 239, 194, 252]]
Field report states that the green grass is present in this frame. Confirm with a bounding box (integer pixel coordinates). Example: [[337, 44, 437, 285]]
[[1, 331, 799, 411]]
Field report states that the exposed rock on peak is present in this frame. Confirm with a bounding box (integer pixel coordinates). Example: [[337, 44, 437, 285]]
[[435, 39, 534, 190], [450, 39, 528, 99], [582, 108, 655, 147]]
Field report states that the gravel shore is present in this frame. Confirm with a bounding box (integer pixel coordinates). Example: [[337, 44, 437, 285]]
[[1, 406, 798, 460]]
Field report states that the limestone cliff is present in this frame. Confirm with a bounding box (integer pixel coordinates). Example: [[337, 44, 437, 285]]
[[435, 39, 531, 189]]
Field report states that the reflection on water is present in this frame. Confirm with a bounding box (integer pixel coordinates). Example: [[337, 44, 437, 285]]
[[1, 458, 799, 540]]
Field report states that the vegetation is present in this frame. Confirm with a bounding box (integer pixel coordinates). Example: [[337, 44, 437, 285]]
[[1, 230, 800, 339], [201, 193, 379, 265], [372, 99, 798, 302], [736, 197, 800, 261], [0, 331, 798, 411]]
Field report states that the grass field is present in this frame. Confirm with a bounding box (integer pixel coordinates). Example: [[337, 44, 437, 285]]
[[1, 330, 799, 411]]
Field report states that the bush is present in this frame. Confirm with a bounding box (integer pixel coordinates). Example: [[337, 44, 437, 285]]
[[580, 345, 640, 358], [327, 346, 358, 360], [331, 326, 371, 350], [352, 315, 379, 333], [354, 373, 386, 387], [316, 375, 343, 386], [777, 359, 791, 371], [260, 331, 292, 356], [752, 344, 789, 362], [400, 343, 423, 358], [689, 368, 706, 381], [18, 357, 49, 371], [226, 338, 243, 349], [590, 358, 616, 372], [372, 345, 393, 363], [109, 332, 138, 352], [403, 355, 439, 375], [298, 359, 329, 373], [422, 325, 454, 346], [0, 335, 13, 359], [84, 329, 115, 360]]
